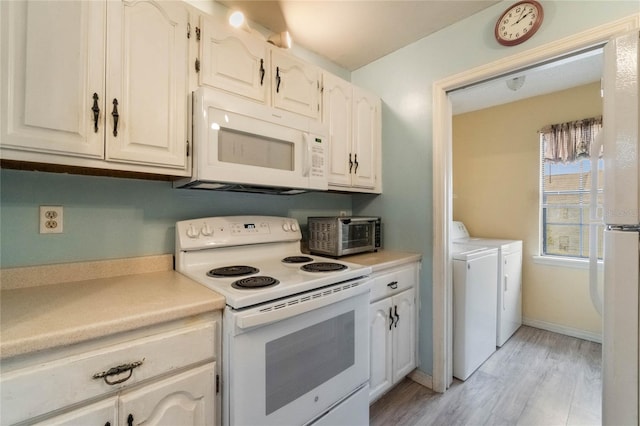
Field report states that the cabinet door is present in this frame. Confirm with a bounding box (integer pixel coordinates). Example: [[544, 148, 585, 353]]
[[0, 0, 105, 158], [500, 250, 522, 345], [323, 73, 353, 187], [271, 49, 320, 119], [352, 87, 380, 189], [369, 298, 393, 402], [119, 362, 216, 426], [199, 15, 268, 103], [392, 289, 416, 383], [106, 0, 189, 170], [32, 397, 117, 426]]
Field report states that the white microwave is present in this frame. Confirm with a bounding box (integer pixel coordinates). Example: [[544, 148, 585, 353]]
[[174, 88, 328, 194]]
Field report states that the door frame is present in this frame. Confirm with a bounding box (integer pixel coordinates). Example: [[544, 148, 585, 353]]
[[431, 14, 640, 393]]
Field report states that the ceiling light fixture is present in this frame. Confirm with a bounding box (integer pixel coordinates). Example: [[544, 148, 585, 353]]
[[268, 31, 292, 49], [228, 11, 245, 28], [506, 76, 526, 91]]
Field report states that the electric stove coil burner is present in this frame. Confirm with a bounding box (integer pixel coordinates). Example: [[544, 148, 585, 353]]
[[232, 276, 280, 289], [207, 265, 259, 278], [301, 262, 348, 273], [282, 256, 314, 264]]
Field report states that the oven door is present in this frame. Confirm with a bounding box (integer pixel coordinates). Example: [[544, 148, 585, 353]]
[[223, 281, 370, 426]]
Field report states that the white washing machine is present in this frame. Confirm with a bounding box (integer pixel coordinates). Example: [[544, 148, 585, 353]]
[[451, 244, 498, 381], [452, 221, 523, 347]]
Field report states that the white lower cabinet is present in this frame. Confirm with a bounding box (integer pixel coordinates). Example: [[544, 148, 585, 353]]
[[118, 363, 216, 426], [1, 313, 220, 426], [368, 263, 418, 402]]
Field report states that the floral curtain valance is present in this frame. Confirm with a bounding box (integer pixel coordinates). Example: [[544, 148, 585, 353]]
[[541, 116, 602, 164]]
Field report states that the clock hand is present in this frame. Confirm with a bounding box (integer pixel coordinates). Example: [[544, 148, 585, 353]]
[[513, 12, 530, 25]]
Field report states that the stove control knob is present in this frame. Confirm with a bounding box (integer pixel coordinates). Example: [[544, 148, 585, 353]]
[[186, 224, 199, 239], [201, 223, 213, 236], [282, 222, 291, 232], [290, 222, 299, 232]]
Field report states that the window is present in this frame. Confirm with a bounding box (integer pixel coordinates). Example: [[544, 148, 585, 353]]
[[540, 117, 603, 259]]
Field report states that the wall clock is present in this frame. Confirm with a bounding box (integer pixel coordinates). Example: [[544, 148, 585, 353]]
[[494, 0, 544, 46]]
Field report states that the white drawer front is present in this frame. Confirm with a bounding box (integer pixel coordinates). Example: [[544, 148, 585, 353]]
[[1, 321, 216, 425], [369, 265, 416, 302]]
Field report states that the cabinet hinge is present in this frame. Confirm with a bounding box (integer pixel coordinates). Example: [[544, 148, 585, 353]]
[[195, 58, 200, 73], [216, 374, 220, 393], [187, 22, 191, 39], [186, 140, 190, 157], [195, 26, 201, 41]]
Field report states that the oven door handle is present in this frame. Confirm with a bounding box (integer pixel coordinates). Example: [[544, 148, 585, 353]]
[[235, 280, 370, 329]]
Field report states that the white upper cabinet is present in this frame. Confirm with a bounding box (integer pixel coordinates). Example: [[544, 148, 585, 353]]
[[352, 86, 380, 189], [323, 73, 381, 193], [271, 49, 320, 119], [0, 0, 190, 176], [196, 16, 321, 120], [323, 73, 353, 187], [198, 14, 268, 103], [0, 1, 105, 158], [105, 0, 189, 169]]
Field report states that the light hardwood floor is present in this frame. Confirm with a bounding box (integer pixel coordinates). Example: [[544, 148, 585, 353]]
[[370, 326, 602, 426]]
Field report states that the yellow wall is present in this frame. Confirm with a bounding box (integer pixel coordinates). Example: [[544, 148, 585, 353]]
[[453, 82, 602, 338]]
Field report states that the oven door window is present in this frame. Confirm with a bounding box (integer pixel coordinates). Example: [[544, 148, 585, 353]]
[[265, 311, 354, 415], [342, 223, 373, 249]]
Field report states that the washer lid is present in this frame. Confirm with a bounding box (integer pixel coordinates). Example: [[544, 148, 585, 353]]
[[451, 245, 497, 261]]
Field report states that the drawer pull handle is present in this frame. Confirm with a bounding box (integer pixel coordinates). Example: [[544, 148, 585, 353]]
[[93, 359, 144, 385], [387, 281, 398, 289]]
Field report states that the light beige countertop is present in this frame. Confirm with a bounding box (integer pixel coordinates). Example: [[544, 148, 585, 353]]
[[0, 255, 225, 360], [343, 250, 422, 272]]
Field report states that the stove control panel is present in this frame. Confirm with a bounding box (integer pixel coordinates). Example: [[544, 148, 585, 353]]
[[176, 216, 302, 250]]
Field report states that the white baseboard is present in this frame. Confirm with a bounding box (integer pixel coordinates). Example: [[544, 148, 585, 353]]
[[522, 317, 602, 344], [408, 368, 433, 390]]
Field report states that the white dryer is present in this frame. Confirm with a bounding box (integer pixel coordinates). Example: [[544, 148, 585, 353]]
[[451, 244, 498, 381], [452, 221, 523, 347]]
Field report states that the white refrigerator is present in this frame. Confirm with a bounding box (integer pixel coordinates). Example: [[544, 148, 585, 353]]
[[602, 30, 640, 425]]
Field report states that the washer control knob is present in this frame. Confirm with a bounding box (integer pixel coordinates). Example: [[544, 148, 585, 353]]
[[201, 223, 213, 236], [186, 224, 199, 239], [290, 222, 299, 232], [282, 222, 291, 232]]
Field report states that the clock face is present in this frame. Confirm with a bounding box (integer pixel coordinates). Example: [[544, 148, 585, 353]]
[[495, 1, 543, 46]]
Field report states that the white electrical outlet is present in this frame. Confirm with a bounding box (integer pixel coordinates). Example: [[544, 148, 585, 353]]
[[39, 206, 63, 234]]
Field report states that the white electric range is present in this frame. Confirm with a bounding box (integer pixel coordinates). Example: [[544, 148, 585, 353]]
[[175, 215, 372, 426]]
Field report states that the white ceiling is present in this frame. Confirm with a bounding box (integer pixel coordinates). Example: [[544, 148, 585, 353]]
[[216, 0, 604, 115], [450, 47, 604, 114], [218, 0, 500, 71]]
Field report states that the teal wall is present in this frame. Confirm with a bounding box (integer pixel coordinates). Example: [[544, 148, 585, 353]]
[[0, 169, 356, 267], [352, 1, 639, 376]]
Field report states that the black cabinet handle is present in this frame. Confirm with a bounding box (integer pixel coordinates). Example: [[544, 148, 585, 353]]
[[394, 305, 400, 328], [91, 93, 100, 133], [259, 59, 265, 86], [387, 281, 398, 289], [348, 153, 354, 173], [354, 153, 359, 174], [127, 414, 134, 426], [111, 98, 119, 137], [389, 307, 394, 330], [275, 67, 281, 93], [105, 422, 111, 426]]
